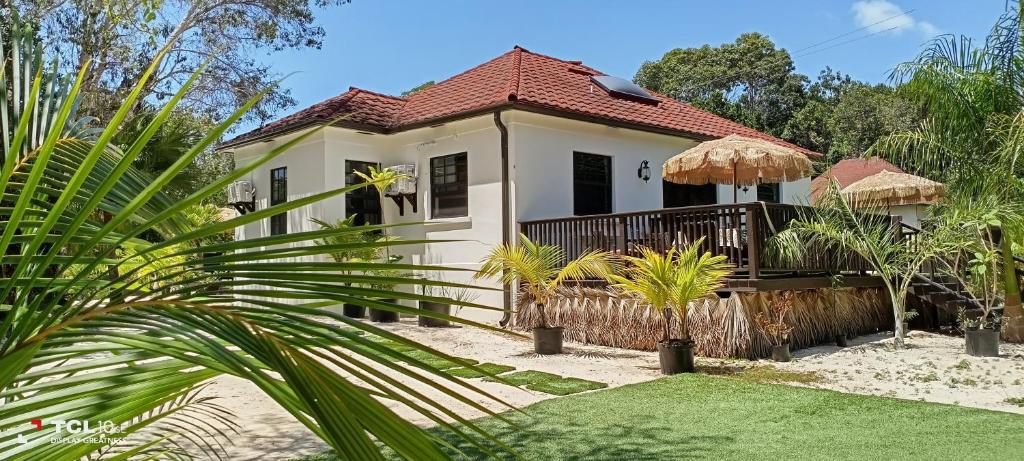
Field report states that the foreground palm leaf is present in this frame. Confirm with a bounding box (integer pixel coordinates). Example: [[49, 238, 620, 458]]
[[0, 22, 513, 461]]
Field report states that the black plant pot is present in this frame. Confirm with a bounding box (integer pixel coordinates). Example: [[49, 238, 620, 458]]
[[771, 343, 792, 362], [835, 334, 849, 347], [533, 326, 563, 355], [657, 340, 695, 375], [342, 303, 365, 318], [418, 301, 451, 327], [369, 299, 400, 323], [965, 328, 1000, 357]]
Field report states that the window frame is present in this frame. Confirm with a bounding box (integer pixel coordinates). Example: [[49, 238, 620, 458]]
[[573, 151, 613, 216], [269, 166, 288, 235], [429, 152, 469, 219], [345, 160, 382, 226]]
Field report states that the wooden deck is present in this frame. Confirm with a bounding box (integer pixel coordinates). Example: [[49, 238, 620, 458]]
[[520, 202, 872, 290]]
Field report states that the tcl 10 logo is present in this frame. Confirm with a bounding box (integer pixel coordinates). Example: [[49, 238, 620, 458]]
[[36, 419, 125, 434]]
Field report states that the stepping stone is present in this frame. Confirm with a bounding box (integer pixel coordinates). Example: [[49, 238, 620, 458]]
[[484, 370, 560, 386], [526, 377, 608, 396], [447, 363, 516, 379]]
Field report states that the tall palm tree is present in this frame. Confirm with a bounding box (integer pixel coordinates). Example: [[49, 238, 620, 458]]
[[769, 186, 939, 348], [607, 240, 731, 345], [871, 0, 1024, 340], [0, 18, 510, 461]]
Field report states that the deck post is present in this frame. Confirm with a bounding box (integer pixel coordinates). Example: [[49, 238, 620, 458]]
[[746, 204, 760, 280], [615, 216, 627, 256]]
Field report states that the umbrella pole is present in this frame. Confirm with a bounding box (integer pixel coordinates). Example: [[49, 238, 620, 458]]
[[733, 159, 738, 203]]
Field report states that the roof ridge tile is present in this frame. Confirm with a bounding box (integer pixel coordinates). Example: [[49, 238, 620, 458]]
[[506, 47, 523, 101]]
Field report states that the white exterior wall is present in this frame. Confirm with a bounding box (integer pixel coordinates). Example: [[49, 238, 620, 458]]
[[507, 111, 812, 223], [227, 110, 815, 324], [228, 117, 506, 323]]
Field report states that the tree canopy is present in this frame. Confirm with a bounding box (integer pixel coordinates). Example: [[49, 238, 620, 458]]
[[4, 0, 351, 125], [636, 34, 921, 161]]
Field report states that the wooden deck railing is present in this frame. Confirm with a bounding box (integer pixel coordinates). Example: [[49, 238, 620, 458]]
[[519, 202, 869, 279]]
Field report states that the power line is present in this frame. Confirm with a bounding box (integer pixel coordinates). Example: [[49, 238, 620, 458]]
[[792, 8, 916, 55], [673, 9, 915, 97], [794, 26, 899, 59]]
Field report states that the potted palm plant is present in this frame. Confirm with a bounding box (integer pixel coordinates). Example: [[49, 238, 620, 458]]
[[419, 275, 478, 327], [476, 234, 615, 355], [929, 204, 1016, 357], [368, 253, 406, 323], [312, 215, 381, 318], [958, 247, 1004, 357], [755, 291, 796, 362], [607, 239, 731, 374]]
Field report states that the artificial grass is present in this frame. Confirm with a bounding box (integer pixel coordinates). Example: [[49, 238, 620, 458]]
[[401, 349, 478, 370], [414, 374, 1024, 460], [446, 363, 517, 379], [525, 377, 608, 396], [482, 370, 560, 386], [369, 338, 416, 352]]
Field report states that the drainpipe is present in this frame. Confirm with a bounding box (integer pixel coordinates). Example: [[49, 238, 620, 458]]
[[494, 111, 512, 326]]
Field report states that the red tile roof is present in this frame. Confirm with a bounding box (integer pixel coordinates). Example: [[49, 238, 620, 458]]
[[810, 157, 904, 203], [222, 46, 822, 158]]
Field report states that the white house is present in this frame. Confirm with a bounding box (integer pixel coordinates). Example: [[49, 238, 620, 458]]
[[218, 46, 821, 323]]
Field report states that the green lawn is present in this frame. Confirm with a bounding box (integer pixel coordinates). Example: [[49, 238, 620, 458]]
[[302, 374, 1024, 460]]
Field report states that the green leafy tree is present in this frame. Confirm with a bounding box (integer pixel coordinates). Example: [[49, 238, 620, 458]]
[[4, 0, 353, 124], [114, 107, 234, 204], [402, 80, 436, 96], [637, 37, 919, 159], [635, 33, 808, 137], [0, 18, 510, 461], [783, 69, 920, 164]]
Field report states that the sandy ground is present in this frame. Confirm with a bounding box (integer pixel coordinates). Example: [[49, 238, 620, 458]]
[[773, 330, 1024, 414], [204, 319, 663, 460], [205, 324, 1024, 460]]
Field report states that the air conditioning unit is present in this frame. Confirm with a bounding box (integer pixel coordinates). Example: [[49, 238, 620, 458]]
[[383, 164, 417, 215], [384, 164, 417, 195], [226, 180, 256, 214]]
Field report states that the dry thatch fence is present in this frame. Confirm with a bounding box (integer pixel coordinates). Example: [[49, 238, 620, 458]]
[[513, 286, 892, 358]]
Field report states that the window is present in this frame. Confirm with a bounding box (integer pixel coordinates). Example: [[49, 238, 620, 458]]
[[757, 183, 781, 203], [430, 153, 468, 218], [573, 152, 612, 215], [269, 167, 287, 235], [663, 181, 716, 208], [345, 160, 382, 226]]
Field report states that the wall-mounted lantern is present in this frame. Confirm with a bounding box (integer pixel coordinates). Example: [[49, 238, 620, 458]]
[[637, 160, 651, 182]]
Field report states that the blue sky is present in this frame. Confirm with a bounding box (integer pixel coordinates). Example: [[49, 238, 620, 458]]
[[251, 0, 1006, 129]]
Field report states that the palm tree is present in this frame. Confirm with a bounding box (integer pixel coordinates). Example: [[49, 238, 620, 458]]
[[769, 185, 937, 348], [0, 18, 510, 460], [607, 240, 731, 374], [476, 234, 615, 354], [871, 1, 1024, 340]]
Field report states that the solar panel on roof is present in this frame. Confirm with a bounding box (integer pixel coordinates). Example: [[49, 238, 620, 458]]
[[590, 75, 659, 104]]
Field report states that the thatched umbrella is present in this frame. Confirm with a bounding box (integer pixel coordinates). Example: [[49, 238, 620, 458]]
[[840, 170, 945, 209], [663, 134, 813, 202]]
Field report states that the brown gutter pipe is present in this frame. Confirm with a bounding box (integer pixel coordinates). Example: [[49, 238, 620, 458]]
[[494, 111, 512, 326]]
